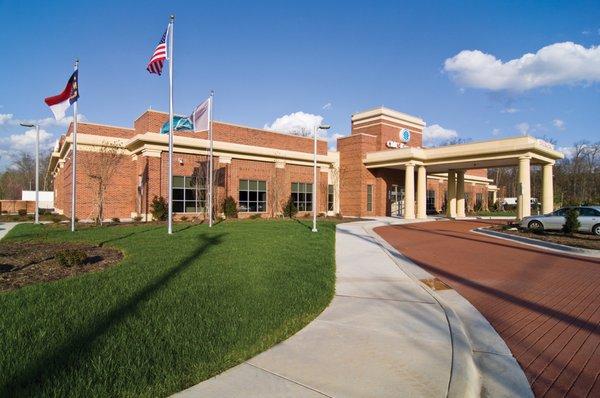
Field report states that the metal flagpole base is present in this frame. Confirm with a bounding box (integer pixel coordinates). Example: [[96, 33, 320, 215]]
[[312, 228, 318, 233]]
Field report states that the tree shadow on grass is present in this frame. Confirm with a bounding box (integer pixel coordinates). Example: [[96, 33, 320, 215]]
[[2, 233, 226, 396]]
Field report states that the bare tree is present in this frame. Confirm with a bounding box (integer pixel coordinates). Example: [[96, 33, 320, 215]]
[[268, 162, 286, 217], [80, 141, 123, 225]]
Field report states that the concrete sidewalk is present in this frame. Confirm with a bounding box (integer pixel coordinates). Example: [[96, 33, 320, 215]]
[[0, 222, 19, 241], [175, 218, 481, 398]]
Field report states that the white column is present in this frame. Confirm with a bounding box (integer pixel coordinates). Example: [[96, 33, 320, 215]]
[[542, 163, 554, 214], [456, 170, 465, 217], [404, 163, 415, 220], [417, 165, 427, 219], [517, 156, 531, 220], [447, 170, 456, 218]]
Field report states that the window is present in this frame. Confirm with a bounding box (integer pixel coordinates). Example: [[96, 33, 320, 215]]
[[291, 182, 313, 211], [579, 208, 600, 217], [367, 185, 373, 212], [172, 175, 206, 213], [239, 180, 267, 212], [426, 190, 436, 212], [328, 185, 334, 212]]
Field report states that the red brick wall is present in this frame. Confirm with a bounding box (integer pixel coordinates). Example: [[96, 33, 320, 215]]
[[132, 110, 328, 155], [56, 151, 136, 220], [67, 122, 135, 139], [338, 133, 378, 217], [352, 119, 423, 149]]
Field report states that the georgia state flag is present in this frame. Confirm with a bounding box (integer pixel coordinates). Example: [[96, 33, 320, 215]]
[[44, 71, 79, 120]]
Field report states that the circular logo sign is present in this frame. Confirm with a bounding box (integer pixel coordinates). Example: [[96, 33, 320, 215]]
[[399, 128, 411, 142]]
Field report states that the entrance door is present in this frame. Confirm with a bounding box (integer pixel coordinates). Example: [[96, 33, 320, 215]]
[[389, 185, 405, 217]]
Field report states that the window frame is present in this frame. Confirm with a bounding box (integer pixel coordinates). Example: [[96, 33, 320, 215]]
[[238, 179, 267, 213], [327, 184, 334, 212], [172, 175, 206, 213], [366, 184, 373, 212], [291, 182, 313, 212]]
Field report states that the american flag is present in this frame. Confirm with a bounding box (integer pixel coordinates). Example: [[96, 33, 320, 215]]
[[147, 28, 168, 75]]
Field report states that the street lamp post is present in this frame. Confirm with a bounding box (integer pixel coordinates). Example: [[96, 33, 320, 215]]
[[313, 124, 330, 233], [20, 123, 40, 224]]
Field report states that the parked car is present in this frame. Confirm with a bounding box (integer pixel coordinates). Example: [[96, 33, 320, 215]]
[[520, 206, 600, 235]]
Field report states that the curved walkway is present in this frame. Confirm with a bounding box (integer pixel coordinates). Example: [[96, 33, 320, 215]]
[[0, 222, 19, 241], [176, 219, 487, 397], [375, 220, 600, 398]]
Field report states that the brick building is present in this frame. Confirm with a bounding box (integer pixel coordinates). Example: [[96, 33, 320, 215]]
[[48, 106, 563, 221]]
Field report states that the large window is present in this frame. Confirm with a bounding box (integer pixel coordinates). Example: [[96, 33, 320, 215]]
[[426, 189, 436, 213], [172, 175, 205, 213], [239, 180, 267, 212], [328, 184, 334, 212], [367, 185, 373, 212], [291, 182, 313, 211]]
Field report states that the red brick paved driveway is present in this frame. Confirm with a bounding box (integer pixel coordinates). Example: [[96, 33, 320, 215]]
[[375, 220, 600, 398]]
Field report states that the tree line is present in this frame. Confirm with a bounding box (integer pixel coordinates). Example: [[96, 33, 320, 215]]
[[490, 140, 600, 206], [0, 150, 53, 200]]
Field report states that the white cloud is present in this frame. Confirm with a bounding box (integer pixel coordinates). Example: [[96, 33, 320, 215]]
[[264, 111, 324, 137], [443, 42, 600, 91], [423, 124, 458, 146], [515, 122, 530, 135], [501, 107, 519, 114], [322, 102, 332, 110], [328, 132, 345, 150], [492, 128, 501, 136], [5, 128, 53, 150], [264, 111, 344, 150], [553, 118, 565, 130], [558, 146, 575, 158], [0, 113, 14, 125]]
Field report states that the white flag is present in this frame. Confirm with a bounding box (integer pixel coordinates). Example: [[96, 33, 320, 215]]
[[191, 98, 211, 132]]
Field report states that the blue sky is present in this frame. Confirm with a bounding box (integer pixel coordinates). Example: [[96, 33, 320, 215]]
[[1, 0, 599, 169]]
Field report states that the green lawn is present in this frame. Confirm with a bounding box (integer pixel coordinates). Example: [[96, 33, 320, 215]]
[[0, 220, 336, 397]]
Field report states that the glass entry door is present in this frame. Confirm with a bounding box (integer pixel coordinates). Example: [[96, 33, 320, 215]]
[[389, 185, 405, 217]]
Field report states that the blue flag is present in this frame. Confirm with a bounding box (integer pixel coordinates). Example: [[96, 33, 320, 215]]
[[160, 116, 193, 134]]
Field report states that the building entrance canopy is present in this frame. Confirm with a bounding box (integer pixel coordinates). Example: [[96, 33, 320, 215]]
[[363, 135, 564, 220], [363, 135, 563, 173]]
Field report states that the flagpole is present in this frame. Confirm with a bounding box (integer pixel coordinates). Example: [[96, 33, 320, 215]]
[[71, 59, 79, 232], [208, 91, 214, 228], [167, 15, 174, 234]]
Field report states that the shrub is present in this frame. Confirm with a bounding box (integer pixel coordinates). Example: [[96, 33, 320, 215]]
[[303, 212, 311, 218], [51, 215, 62, 224], [318, 212, 326, 218], [282, 196, 298, 218], [562, 208, 581, 235], [132, 215, 143, 222], [335, 212, 343, 219], [55, 249, 87, 267], [151, 196, 168, 221], [180, 216, 188, 222], [222, 196, 238, 219], [111, 217, 120, 223], [249, 213, 261, 220], [18, 209, 27, 216]]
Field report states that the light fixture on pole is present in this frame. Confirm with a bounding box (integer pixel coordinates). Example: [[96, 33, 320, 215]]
[[312, 124, 330, 233], [20, 122, 40, 224]]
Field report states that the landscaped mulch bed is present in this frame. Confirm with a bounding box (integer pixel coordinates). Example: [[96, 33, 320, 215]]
[[489, 224, 600, 250], [0, 242, 122, 292]]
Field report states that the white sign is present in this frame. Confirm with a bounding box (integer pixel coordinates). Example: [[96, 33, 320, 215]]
[[386, 140, 406, 149]]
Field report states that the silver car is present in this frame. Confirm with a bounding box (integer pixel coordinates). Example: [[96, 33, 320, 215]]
[[520, 206, 600, 235]]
